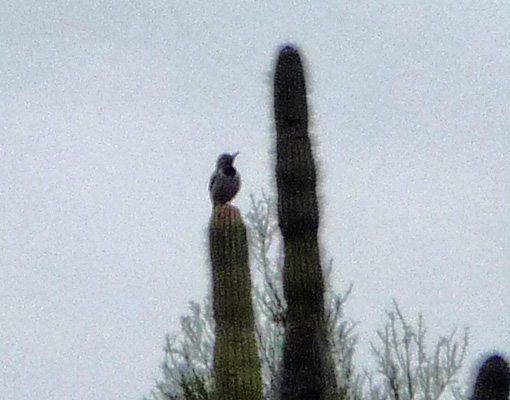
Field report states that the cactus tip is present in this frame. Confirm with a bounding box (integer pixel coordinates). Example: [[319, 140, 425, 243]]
[[213, 203, 241, 220], [277, 44, 301, 62], [279, 43, 298, 52], [471, 354, 510, 400]]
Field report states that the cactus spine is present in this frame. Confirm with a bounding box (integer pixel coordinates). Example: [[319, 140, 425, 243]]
[[209, 205, 262, 400], [274, 46, 338, 400]]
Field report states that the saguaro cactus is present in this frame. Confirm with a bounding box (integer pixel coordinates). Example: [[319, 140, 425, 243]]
[[209, 205, 262, 400], [471, 354, 510, 400], [274, 46, 338, 400]]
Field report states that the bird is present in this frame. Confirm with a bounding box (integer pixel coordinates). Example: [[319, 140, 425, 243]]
[[209, 152, 241, 206]]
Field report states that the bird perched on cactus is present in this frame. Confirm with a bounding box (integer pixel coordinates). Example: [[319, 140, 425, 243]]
[[209, 152, 241, 206]]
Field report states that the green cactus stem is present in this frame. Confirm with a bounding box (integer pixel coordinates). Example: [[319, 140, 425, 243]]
[[209, 204, 262, 400], [274, 45, 338, 400]]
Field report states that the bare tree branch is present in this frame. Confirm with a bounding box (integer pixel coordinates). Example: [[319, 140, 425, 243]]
[[368, 302, 469, 400]]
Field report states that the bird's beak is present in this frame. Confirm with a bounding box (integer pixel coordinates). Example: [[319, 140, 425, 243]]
[[232, 151, 240, 159]]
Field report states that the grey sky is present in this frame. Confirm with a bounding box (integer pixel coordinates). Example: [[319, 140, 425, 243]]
[[1, 1, 509, 399]]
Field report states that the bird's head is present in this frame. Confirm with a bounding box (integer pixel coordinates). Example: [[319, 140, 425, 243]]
[[216, 152, 239, 169]]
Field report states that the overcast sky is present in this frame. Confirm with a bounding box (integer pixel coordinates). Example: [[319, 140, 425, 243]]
[[1, 1, 509, 399]]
